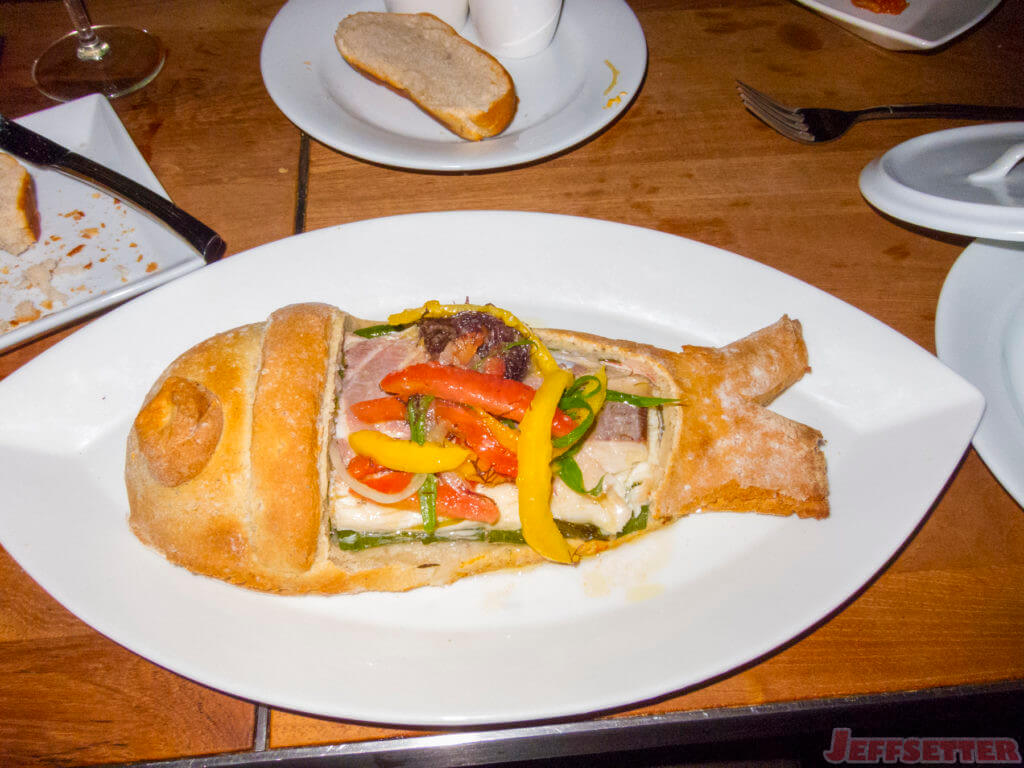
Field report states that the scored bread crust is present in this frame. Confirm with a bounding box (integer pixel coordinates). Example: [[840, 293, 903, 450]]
[[334, 12, 517, 141], [249, 304, 344, 574], [126, 304, 828, 595]]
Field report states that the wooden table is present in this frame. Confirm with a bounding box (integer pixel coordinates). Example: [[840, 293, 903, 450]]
[[1, 0, 1022, 765]]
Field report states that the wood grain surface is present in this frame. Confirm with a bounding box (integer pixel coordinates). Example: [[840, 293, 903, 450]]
[[0, 0, 1021, 764]]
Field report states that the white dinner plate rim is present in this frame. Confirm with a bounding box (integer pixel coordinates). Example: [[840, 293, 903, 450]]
[[936, 238, 1024, 507], [0, 211, 983, 725], [259, 0, 647, 171]]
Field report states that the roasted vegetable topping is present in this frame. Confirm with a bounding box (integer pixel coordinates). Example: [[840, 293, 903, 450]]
[[348, 429, 470, 473], [329, 506, 650, 551], [517, 368, 575, 564], [353, 322, 409, 338], [340, 301, 669, 563], [418, 311, 531, 381], [605, 390, 679, 408], [553, 368, 608, 452], [349, 396, 408, 423], [379, 362, 577, 437], [418, 473, 438, 533], [388, 301, 560, 375], [434, 400, 518, 479], [436, 476, 500, 524]]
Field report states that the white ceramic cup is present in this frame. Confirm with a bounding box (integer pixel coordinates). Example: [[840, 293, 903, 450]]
[[384, 0, 469, 31], [469, 0, 563, 58]]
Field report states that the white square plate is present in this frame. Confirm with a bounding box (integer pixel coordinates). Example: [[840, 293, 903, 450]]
[[1, 95, 203, 352], [790, 0, 1001, 50]]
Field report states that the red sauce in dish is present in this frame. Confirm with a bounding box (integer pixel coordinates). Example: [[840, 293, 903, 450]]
[[852, 0, 908, 14]]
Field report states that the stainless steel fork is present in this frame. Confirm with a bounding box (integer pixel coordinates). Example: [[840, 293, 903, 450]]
[[736, 80, 1024, 144]]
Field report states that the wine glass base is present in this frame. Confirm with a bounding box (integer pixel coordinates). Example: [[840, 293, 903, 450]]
[[32, 25, 165, 102]]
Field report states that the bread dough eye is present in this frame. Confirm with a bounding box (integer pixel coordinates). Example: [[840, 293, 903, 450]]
[[133, 376, 224, 487]]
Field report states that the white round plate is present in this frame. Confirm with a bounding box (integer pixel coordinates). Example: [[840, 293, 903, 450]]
[[0, 212, 982, 726], [859, 123, 1024, 242], [260, 0, 647, 171], [937, 239, 1024, 508]]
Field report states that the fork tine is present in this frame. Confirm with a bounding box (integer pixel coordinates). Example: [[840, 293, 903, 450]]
[[736, 81, 793, 113], [739, 99, 815, 142], [744, 105, 815, 143], [744, 96, 806, 130], [738, 91, 804, 132], [735, 81, 806, 127], [735, 81, 815, 142]]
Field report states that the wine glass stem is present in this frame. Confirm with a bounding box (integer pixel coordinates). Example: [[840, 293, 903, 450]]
[[63, 0, 110, 61]]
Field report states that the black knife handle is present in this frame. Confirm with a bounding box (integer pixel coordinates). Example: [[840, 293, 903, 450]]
[[58, 152, 226, 263]]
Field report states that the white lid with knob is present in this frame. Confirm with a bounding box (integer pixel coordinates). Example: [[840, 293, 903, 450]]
[[859, 122, 1024, 241]]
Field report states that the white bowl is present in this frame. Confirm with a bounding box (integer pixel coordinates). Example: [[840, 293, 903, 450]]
[[469, 0, 563, 58], [384, 0, 469, 30]]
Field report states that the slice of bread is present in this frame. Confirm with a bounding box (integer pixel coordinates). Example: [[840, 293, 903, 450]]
[[334, 12, 517, 141], [0, 153, 40, 255]]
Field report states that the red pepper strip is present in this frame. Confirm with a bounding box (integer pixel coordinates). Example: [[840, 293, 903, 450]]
[[446, 329, 486, 366], [346, 455, 415, 494], [436, 479, 500, 524], [433, 401, 518, 478], [349, 396, 408, 423], [379, 362, 576, 437], [480, 356, 505, 377], [346, 456, 421, 510], [347, 456, 499, 522]]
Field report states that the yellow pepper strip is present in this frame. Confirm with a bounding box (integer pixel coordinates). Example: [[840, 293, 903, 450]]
[[348, 430, 470, 474], [516, 368, 575, 564], [588, 367, 608, 415], [471, 406, 519, 455], [388, 300, 560, 375]]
